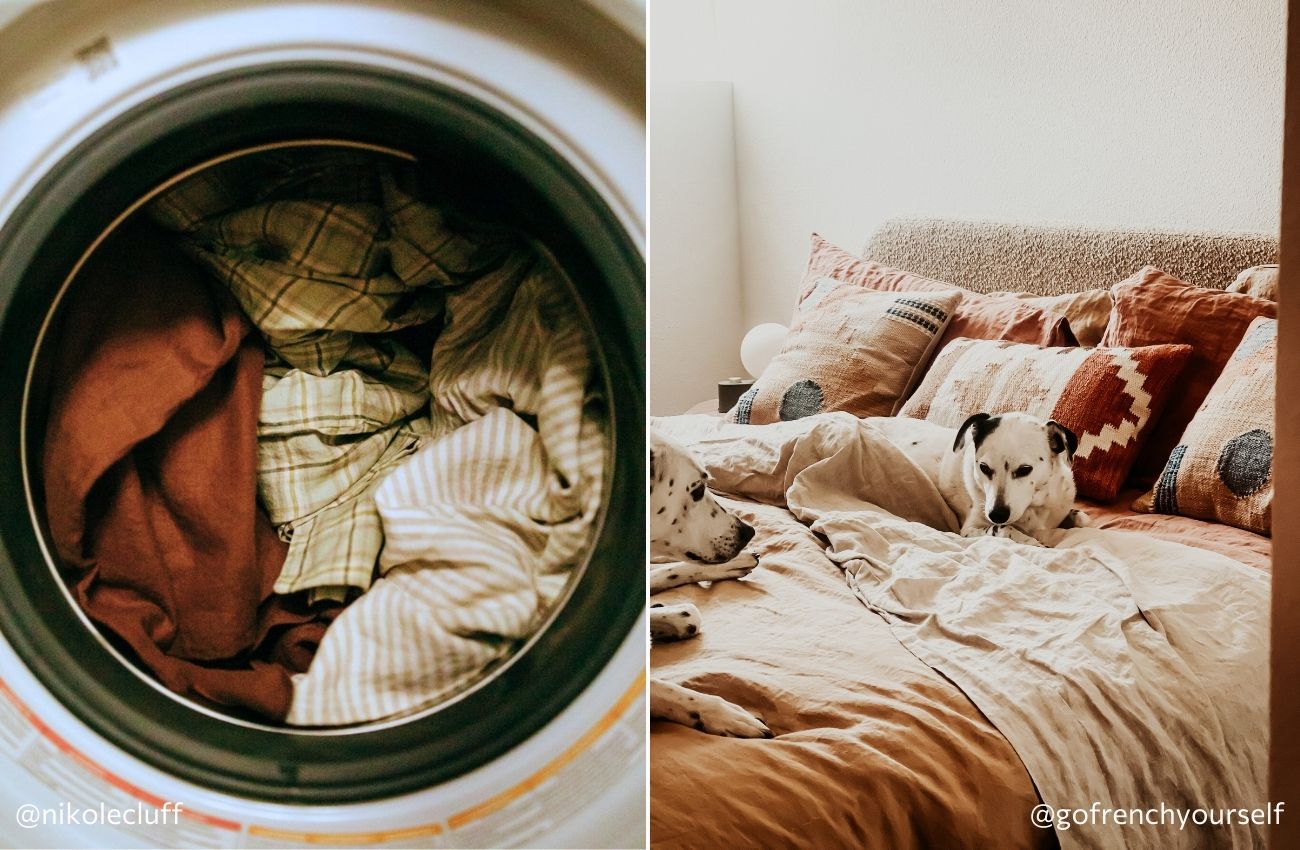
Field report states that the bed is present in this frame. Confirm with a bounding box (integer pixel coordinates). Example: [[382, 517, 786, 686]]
[[650, 219, 1275, 850]]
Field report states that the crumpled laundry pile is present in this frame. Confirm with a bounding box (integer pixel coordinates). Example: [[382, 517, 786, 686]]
[[43, 150, 604, 725]]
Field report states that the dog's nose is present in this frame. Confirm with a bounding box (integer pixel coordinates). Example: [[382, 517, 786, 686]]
[[987, 504, 1010, 525], [737, 521, 756, 548]]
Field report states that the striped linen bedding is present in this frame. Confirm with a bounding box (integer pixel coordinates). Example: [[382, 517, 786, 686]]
[[150, 149, 506, 605], [287, 243, 606, 725]]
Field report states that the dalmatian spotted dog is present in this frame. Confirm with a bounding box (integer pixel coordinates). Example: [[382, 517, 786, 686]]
[[649, 429, 771, 739]]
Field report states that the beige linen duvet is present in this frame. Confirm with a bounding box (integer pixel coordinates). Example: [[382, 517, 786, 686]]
[[651, 413, 1268, 850]]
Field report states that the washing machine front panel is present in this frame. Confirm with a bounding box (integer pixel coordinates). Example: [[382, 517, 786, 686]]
[[0, 621, 647, 849], [0, 1, 646, 847], [0, 0, 645, 249]]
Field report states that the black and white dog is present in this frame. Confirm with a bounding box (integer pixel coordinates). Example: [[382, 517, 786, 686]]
[[649, 429, 772, 738], [883, 411, 1090, 544]]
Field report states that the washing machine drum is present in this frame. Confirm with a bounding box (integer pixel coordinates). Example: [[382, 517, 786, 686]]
[[0, 4, 643, 846]]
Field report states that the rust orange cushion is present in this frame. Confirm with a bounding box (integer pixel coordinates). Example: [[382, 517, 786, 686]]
[[900, 338, 1192, 500], [802, 233, 1077, 349], [992, 288, 1113, 347], [1101, 267, 1277, 484]]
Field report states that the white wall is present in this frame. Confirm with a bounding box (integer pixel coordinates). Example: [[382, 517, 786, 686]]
[[649, 4, 744, 414], [648, 0, 1286, 403]]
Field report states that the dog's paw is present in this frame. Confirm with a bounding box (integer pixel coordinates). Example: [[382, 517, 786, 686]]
[[1059, 508, 1092, 529], [650, 603, 702, 642], [694, 552, 760, 583], [691, 693, 773, 739], [985, 524, 1011, 538], [1006, 526, 1045, 546]]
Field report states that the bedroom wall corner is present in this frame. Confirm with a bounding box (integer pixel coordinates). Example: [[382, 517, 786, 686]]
[[648, 0, 745, 415], [648, 80, 744, 415]]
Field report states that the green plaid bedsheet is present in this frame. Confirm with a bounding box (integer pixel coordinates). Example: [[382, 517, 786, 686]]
[[258, 360, 429, 603]]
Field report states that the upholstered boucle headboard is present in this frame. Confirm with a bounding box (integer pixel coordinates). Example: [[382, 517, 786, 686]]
[[863, 217, 1278, 295]]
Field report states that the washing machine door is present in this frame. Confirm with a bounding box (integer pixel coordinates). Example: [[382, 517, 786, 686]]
[[0, 2, 645, 847]]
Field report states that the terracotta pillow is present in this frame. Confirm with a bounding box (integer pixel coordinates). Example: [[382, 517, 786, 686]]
[[1101, 266, 1277, 483], [730, 284, 960, 424], [1134, 317, 1274, 535], [900, 338, 1192, 500], [802, 234, 1076, 349], [1227, 264, 1279, 301], [994, 289, 1113, 347]]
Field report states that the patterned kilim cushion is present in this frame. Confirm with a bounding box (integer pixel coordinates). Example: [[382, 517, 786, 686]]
[[1134, 317, 1275, 535], [729, 284, 960, 425], [900, 338, 1192, 500]]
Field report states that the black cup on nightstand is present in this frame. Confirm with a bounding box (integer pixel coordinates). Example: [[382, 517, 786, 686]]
[[718, 377, 754, 413]]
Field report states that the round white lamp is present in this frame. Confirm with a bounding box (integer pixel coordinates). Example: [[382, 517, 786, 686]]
[[740, 322, 789, 378]]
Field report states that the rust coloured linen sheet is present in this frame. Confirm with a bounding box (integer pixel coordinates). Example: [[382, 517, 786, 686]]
[[652, 497, 1050, 849], [42, 221, 337, 720], [1082, 489, 1269, 571], [651, 413, 1268, 850]]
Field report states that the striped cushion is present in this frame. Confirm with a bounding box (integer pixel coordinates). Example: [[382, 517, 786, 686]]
[[730, 284, 960, 425], [1135, 317, 1275, 535], [900, 339, 1192, 500]]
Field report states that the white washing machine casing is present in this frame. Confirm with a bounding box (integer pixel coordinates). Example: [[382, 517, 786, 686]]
[[0, 1, 646, 847]]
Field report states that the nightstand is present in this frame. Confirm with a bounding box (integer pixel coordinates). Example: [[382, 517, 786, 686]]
[[717, 377, 754, 413]]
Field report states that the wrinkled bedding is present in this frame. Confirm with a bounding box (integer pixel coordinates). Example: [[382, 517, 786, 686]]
[[651, 413, 1269, 850], [1082, 489, 1270, 571]]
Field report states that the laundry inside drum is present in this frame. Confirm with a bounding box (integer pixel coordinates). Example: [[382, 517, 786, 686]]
[[29, 144, 609, 728]]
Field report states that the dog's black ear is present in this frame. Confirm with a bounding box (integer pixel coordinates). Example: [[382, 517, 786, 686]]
[[649, 448, 657, 482], [1047, 420, 1079, 457], [953, 412, 993, 452]]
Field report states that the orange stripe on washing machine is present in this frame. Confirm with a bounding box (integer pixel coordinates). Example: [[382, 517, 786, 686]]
[[247, 823, 443, 843], [246, 669, 647, 843], [0, 667, 644, 841], [447, 669, 647, 831], [0, 676, 242, 831]]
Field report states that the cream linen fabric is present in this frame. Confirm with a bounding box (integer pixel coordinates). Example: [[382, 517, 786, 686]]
[[653, 412, 1268, 850], [288, 244, 604, 725], [1228, 265, 1280, 301]]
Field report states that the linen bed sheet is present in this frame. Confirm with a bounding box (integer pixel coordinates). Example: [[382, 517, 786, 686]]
[[650, 414, 1269, 850], [1082, 489, 1269, 571], [651, 497, 1050, 850]]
